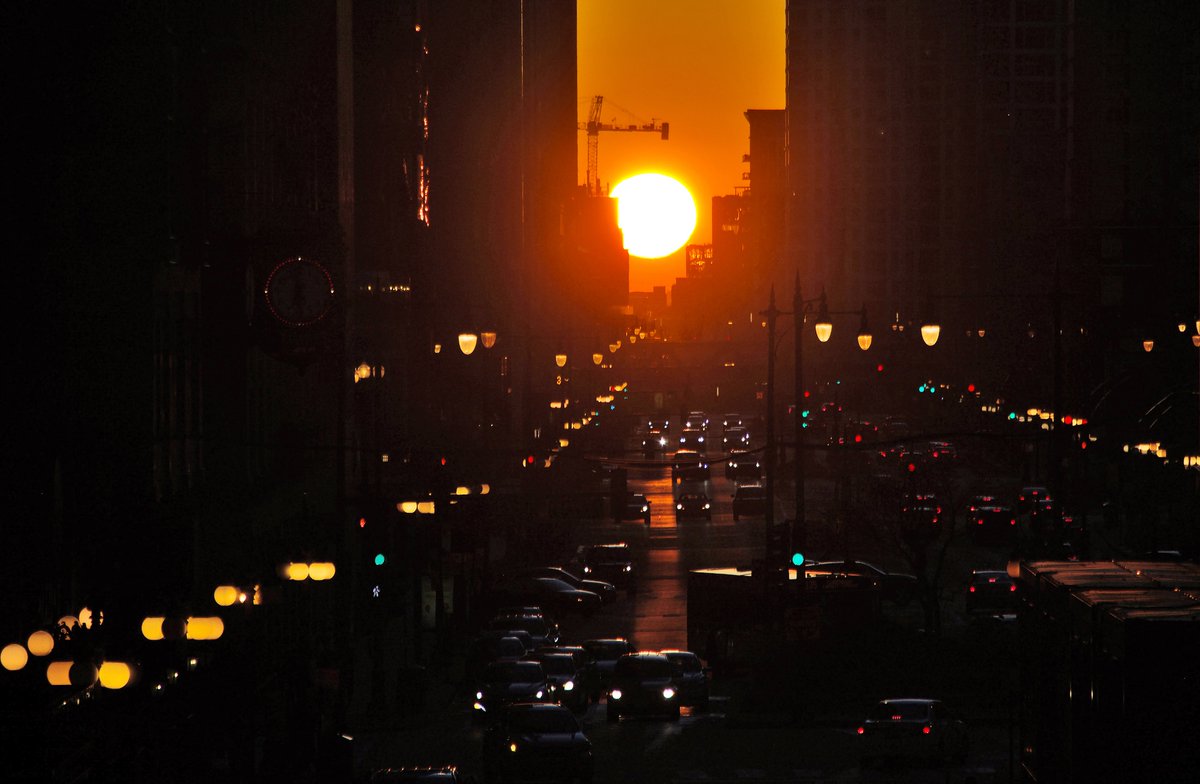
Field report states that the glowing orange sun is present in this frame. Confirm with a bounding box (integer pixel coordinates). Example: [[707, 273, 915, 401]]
[[610, 173, 697, 259]]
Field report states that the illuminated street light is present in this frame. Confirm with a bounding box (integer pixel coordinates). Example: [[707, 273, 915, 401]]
[[1143, 339, 1154, 352], [856, 306, 872, 351], [554, 353, 568, 368], [458, 332, 478, 356], [921, 323, 941, 347], [480, 330, 497, 348], [592, 353, 604, 365], [814, 295, 832, 342]]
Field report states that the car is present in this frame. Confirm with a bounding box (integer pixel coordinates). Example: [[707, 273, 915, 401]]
[[515, 567, 617, 604], [646, 416, 670, 432], [731, 483, 767, 521], [684, 411, 710, 431], [642, 429, 669, 457], [672, 450, 711, 483], [525, 651, 588, 713], [1017, 485, 1051, 514], [967, 494, 1001, 513], [678, 428, 708, 452], [606, 652, 681, 722], [966, 570, 1018, 613], [721, 413, 744, 430], [662, 650, 710, 709], [927, 440, 957, 460], [369, 766, 461, 783], [675, 491, 712, 521], [617, 493, 652, 525], [467, 633, 529, 687], [858, 698, 968, 767], [482, 703, 593, 784], [721, 426, 750, 448], [473, 660, 549, 716], [489, 613, 560, 647], [581, 638, 636, 699], [535, 645, 599, 700], [494, 576, 603, 616], [571, 543, 637, 591], [970, 504, 1017, 545], [804, 559, 917, 605], [725, 450, 761, 480]]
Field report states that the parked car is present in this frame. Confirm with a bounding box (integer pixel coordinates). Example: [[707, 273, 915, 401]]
[[493, 576, 602, 616], [514, 567, 617, 604], [731, 483, 767, 521], [804, 559, 917, 605], [570, 543, 637, 591], [617, 493, 652, 526], [606, 653, 681, 722], [581, 638, 636, 699], [965, 569, 1018, 613], [525, 651, 588, 713], [725, 450, 761, 480], [473, 660, 549, 716], [672, 450, 711, 483], [369, 767, 461, 783], [858, 698, 968, 767], [675, 491, 712, 521], [662, 650, 710, 709], [482, 703, 593, 784]]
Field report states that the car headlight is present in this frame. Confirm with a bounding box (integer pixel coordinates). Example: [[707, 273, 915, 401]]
[[610, 689, 622, 700], [698, 436, 705, 442], [662, 687, 676, 699], [535, 690, 544, 699], [658, 438, 667, 447], [624, 565, 632, 572], [563, 680, 574, 691], [510, 742, 519, 753], [677, 504, 683, 511], [476, 691, 484, 700], [703, 503, 710, 510], [474, 702, 486, 711], [583, 566, 592, 573], [641, 506, 649, 512]]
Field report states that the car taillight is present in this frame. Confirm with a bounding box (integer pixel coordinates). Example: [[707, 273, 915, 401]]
[[857, 726, 865, 735], [922, 726, 931, 735], [988, 577, 996, 583], [977, 519, 983, 525], [1010, 519, 1016, 525], [969, 586, 976, 592], [1009, 584, 1017, 592]]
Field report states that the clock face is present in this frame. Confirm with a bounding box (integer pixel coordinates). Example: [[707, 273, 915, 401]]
[[263, 257, 335, 326]]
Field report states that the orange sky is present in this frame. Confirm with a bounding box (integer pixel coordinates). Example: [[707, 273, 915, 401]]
[[577, 0, 785, 293]]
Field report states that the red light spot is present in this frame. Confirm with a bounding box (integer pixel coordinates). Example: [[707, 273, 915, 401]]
[[923, 726, 931, 735], [857, 726, 865, 735], [525, 455, 535, 465], [440, 457, 447, 466], [803, 390, 811, 398], [1063, 415, 1073, 425], [988, 577, 996, 583], [969, 586, 976, 592], [1010, 584, 1017, 592], [359, 518, 367, 528], [967, 383, 976, 393], [891, 715, 902, 721], [1079, 441, 1087, 450], [907, 463, 916, 473], [977, 519, 983, 525], [876, 363, 884, 372], [1010, 519, 1016, 525], [854, 434, 862, 443]]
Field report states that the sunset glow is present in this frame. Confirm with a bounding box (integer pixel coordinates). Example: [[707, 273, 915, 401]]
[[611, 173, 697, 259]]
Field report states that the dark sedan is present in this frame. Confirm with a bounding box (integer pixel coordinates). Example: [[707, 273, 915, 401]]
[[525, 651, 588, 713], [515, 567, 617, 604], [858, 698, 968, 767], [606, 653, 680, 722], [494, 576, 602, 616], [473, 660, 549, 716], [616, 493, 652, 526], [662, 650, 709, 710], [675, 492, 712, 521], [805, 559, 917, 605], [581, 638, 636, 700], [482, 703, 593, 784], [570, 543, 636, 591]]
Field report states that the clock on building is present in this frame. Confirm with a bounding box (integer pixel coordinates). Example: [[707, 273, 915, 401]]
[[263, 257, 335, 327]]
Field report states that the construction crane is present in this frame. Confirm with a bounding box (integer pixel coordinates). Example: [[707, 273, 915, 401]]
[[578, 96, 669, 195]]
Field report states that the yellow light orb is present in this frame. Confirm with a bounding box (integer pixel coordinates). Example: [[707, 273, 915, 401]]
[[2, 643, 28, 671], [185, 617, 225, 641], [1142, 340, 1154, 352], [857, 333, 872, 351], [921, 323, 941, 347], [458, 332, 478, 356], [417, 500, 436, 515], [213, 585, 239, 606], [46, 660, 73, 685], [98, 661, 133, 689], [611, 173, 697, 258], [27, 630, 54, 657], [78, 607, 95, 629], [284, 562, 309, 581], [309, 562, 336, 581], [814, 321, 832, 342], [399, 500, 419, 514], [141, 617, 165, 641]]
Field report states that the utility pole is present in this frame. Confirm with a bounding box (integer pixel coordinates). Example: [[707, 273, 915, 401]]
[[765, 285, 779, 537], [793, 274, 806, 559]]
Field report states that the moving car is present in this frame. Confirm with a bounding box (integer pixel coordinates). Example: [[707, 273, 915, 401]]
[[970, 504, 1017, 545], [493, 576, 602, 616], [1017, 485, 1051, 514], [535, 645, 599, 700], [571, 543, 637, 591], [722, 426, 750, 448], [489, 613, 560, 647], [684, 411, 710, 431], [804, 559, 917, 605], [731, 483, 767, 521], [525, 651, 588, 713], [646, 416, 670, 432], [581, 638, 636, 699], [858, 698, 968, 767], [965, 569, 1018, 613], [606, 653, 681, 722], [482, 703, 593, 784], [617, 493, 652, 526], [662, 650, 710, 709], [675, 491, 712, 521], [473, 660, 549, 716], [721, 413, 744, 430], [671, 450, 711, 483], [678, 428, 707, 452], [724, 450, 761, 481]]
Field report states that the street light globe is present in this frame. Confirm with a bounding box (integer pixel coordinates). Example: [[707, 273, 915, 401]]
[[857, 333, 872, 351], [458, 333, 478, 355], [1178, 322, 1187, 333], [27, 630, 54, 657], [592, 353, 604, 366], [814, 321, 833, 343], [480, 331, 497, 349], [433, 343, 442, 354], [1192, 334, 1200, 347], [554, 353, 568, 368], [1, 643, 28, 672], [1143, 340, 1154, 352], [921, 323, 941, 347]]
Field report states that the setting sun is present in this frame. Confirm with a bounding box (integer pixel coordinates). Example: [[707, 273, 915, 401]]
[[610, 173, 697, 259]]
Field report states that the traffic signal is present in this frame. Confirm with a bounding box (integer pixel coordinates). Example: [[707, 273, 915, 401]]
[[791, 552, 805, 567]]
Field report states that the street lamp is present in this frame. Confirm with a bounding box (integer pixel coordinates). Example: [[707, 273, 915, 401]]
[[592, 353, 604, 366], [856, 307, 872, 351], [480, 331, 497, 349], [814, 294, 832, 343], [920, 322, 941, 347], [555, 352, 568, 368], [458, 332, 479, 356]]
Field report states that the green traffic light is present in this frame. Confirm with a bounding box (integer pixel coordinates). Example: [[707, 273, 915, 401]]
[[374, 553, 385, 566], [1007, 412, 1017, 421], [792, 553, 805, 567], [918, 384, 927, 393]]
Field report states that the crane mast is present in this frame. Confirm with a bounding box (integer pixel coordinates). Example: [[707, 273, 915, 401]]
[[578, 96, 669, 195]]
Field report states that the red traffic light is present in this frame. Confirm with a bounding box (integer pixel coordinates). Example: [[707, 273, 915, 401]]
[[876, 364, 884, 373]]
